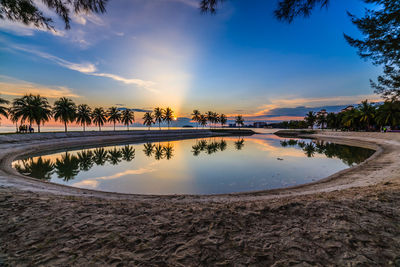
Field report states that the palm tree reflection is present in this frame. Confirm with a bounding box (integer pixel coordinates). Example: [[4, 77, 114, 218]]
[[93, 148, 108, 166], [77, 150, 94, 171], [280, 139, 374, 165], [154, 144, 165, 160], [164, 143, 174, 160], [303, 143, 316, 158], [108, 147, 122, 165], [14, 157, 54, 180], [55, 152, 80, 181], [143, 143, 155, 157], [234, 138, 245, 150], [121, 145, 135, 162]]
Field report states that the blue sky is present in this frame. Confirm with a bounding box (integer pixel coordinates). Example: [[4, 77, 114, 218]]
[[0, 0, 382, 122]]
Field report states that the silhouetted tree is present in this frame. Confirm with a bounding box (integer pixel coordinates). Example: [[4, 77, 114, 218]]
[[92, 107, 107, 131], [163, 107, 174, 129], [12, 94, 52, 132], [76, 104, 92, 132], [219, 114, 227, 128], [107, 107, 121, 131], [121, 109, 134, 131], [154, 107, 164, 130], [0, 96, 9, 122], [143, 112, 154, 130], [304, 111, 316, 129], [53, 97, 77, 132], [235, 115, 244, 129], [191, 110, 201, 128]]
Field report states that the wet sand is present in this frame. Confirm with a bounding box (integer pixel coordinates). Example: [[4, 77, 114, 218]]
[[0, 130, 399, 266]]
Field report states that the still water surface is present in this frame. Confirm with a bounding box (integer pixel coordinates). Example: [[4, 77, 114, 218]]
[[12, 133, 374, 195]]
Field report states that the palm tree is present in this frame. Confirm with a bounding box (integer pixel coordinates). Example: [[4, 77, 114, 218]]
[[235, 115, 244, 129], [358, 100, 376, 131], [121, 109, 134, 131], [154, 107, 164, 130], [316, 114, 327, 129], [342, 109, 361, 130], [163, 107, 174, 129], [12, 95, 52, 132], [8, 107, 19, 132], [107, 107, 121, 131], [213, 112, 220, 126], [304, 111, 316, 129], [53, 97, 77, 132], [191, 110, 201, 128], [326, 112, 337, 130], [199, 114, 207, 128], [0, 96, 9, 122], [206, 111, 214, 128], [92, 107, 107, 131], [219, 114, 227, 128], [76, 104, 92, 132], [376, 101, 400, 128], [143, 112, 154, 130]]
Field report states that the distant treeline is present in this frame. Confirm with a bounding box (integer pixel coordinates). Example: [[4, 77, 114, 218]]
[[268, 100, 400, 131]]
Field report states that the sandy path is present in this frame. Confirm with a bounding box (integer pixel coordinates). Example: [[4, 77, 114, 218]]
[[0, 131, 399, 266]]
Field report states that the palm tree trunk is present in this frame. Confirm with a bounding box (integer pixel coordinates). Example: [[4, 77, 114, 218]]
[[83, 123, 86, 132], [37, 123, 40, 133], [99, 124, 101, 131], [159, 121, 161, 130], [114, 122, 116, 131], [64, 122, 67, 132]]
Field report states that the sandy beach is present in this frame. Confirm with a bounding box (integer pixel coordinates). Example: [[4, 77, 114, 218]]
[[0, 130, 399, 266]]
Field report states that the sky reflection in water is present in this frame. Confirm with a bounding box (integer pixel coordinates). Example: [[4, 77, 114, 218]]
[[13, 133, 374, 195]]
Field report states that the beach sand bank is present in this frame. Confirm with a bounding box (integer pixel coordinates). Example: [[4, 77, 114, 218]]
[[0, 130, 399, 265]]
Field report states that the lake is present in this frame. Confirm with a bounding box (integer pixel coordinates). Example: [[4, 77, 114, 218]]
[[12, 132, 374, 195]]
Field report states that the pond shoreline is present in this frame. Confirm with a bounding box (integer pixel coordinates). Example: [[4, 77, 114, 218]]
[[1, 130, 399, 265]]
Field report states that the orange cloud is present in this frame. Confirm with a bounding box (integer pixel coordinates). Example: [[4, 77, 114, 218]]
[[0, 75, 80, 99], [227, 94, 382, 119]]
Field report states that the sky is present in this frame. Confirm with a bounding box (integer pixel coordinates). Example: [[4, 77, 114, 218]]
[[0, 0, 383, 125]]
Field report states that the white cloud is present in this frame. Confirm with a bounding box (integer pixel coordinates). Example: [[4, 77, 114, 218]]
[[0, 20, 65, 37], [167, 0, 199, 8], [9, 45, 156, 92]]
